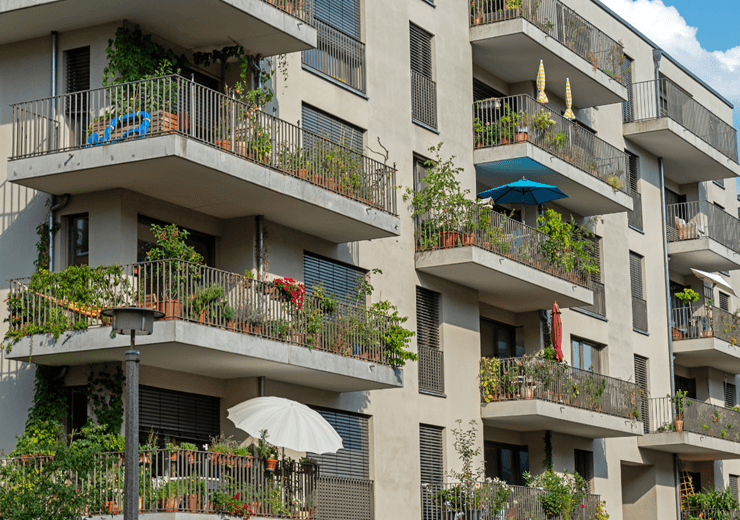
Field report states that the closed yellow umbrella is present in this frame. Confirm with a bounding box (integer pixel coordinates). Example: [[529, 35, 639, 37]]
[[536, 60, 549, 103], [564, 78, 575, 120]]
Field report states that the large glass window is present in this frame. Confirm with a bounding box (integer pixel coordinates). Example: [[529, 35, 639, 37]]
[[484, 441, 528, 486], [69, 214, 89, 266], [571, 337, 603, 372], [480, 318, 524, 359]]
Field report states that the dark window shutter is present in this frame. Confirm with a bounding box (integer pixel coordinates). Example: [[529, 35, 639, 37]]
[[66, 47, 90, 95], [589, 235, 602, 284], [302, 104, 364, 152], [416, 287, 440, 350], [664, 188, 685, 206], [419, 425, 444, 484], [139, 386, 220, 444], [629, 252, 643, 299], [730, 475, 739, 500], [308, 408, 369, 479], [410, 24, 433, 79], [675, 375, 697, 400], [473, 78, 504, 102], [574, 450, 594, 493], [627, 152, 639, 193], [303, 253, 366, 304], [720, 292, 730, 312], [314, 0, 361, 38], [634, 355, 649, 433], [622, 56, 634, 122], [725, 382, 737, 408]]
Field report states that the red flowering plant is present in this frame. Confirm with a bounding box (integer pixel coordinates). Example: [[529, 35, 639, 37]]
[[212, 491, 253, 518], [273, 278, 306, 309]]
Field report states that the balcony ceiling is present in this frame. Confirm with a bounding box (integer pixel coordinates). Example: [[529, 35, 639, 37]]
[[470, 20, 628, 109], [474, 144, 633, 217], [415, 247, 593, 312], [638, 432, 740, 461], [9, 135, 399, 244], [0, 0, 317, 55], [673, 338, 740, 374], [623, 119, 740, 184], [667, 239, 740, 275], [481, 400, 643, 439], [5, 322, 403, 393]]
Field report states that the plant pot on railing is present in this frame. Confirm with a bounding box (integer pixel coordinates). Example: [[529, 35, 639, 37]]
[[439, 231, 462, 248], [265, 458, 278, 471], [186, 494, 201, 513], [159, 496, 180, 512]]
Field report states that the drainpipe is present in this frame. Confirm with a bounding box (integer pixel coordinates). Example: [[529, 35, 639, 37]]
[[48, 194, 69, 271], [255, 215, 265, 280]]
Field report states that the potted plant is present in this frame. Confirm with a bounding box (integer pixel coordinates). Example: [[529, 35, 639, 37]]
[[179, 442, 199, 464], [209, 434, 239, 465], [157, 481, 181, 512], [473, 117, 497, 147], [674, 288, 701, 338], [184, 476, 207, 513], [139, 430, 158, 464], [253, 430, 280, 471], [704, 298, 715, 337], [671, 390, 689, 431]]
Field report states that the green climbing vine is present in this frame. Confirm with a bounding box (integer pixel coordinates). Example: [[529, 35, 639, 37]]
[[87, 365, 125, 434], [33, 203, 61, 272], [27, 366, 69, 426], [103, 27, 188, 86]]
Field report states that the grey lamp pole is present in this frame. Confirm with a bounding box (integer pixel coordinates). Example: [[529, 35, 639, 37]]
[[101, 307, 163, 520]]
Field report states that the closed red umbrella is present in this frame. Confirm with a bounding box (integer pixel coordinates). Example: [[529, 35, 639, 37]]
[[551, 301, 564, 362]]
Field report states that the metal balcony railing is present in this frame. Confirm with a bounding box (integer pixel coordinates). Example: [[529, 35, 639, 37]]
[[418, 346, 445, 395], [261, 0, 314, 24], [420, 481, 601, 520], [474, 95, 628, 194], [681, 511, 740, 520], [302, 19, 366, 93], [625, 79, 739, 162], [647, 396, 740, 444], [415, 205, 594, 289], [5, 260, 403, 367], [671, 304, 740, 345], [316, 476, 373, 520], [0, 450, 318, 517], [632, 296, 648, 333], [411, 71, 438, 129], [480, 357, 643, 421], [575, 280, 606, 318], [666, 201, 740, 254], [470, 0, 626, 86], [10, 75, 395, 214], [628, 190, 643, 230]]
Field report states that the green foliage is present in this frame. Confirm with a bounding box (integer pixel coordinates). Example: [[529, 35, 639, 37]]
[[448, 419, 485, 486], [146, 223, 203, 264], [525, 469, 587, 520], [26, 366, 68, 426], [252, 430, 279, 460], [536, 209, 600, 275], [34, 205, 61, 272], [671, 389, 689, 420], [103, 27, 188, 86], [69, 421, 125, 453], [10, 420, 64, 457], [685, 486, 739, 517], [87, 365, 125, 434], [209, 433, 239, 454], [675, 288, 701, 306], [372, 300, 417, 367]]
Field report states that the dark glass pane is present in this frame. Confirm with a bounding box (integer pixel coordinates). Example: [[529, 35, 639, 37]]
[[70, 215, 89, 266], [500, 447, 514, 484]]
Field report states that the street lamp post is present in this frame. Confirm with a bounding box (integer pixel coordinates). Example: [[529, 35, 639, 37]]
[[101, 307, 163, 520]]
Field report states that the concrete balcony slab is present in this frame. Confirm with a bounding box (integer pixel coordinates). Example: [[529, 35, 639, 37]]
[[638, 432, 740, 461], [673, 337, 740, 374], [667, 238, 740, 275]]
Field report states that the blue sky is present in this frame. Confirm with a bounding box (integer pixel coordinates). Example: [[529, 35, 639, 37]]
[[661, 1, 738, 52]]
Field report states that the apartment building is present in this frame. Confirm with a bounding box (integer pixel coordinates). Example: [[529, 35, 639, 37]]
[[0, 0, 739, 519]]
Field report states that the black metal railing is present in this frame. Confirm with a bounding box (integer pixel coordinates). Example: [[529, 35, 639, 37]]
[[415, 205, 593, 289], [632, 296, 648, 333], [575, 281, 606, 318], [470, 0, 626, 86], [302, 19, 366, 93], [625, 79, 739, 162], [316, 476, 373, 520], [666, 201, 740, 253], [671, 304, 740, 345], [10, 75, 395, 214], [474, 96, 628, 193], [628, 190, 643, 230], [421, 481, 601, 520], [261, 0, 314, 24], [647, 397, 740, 444], [480, 357, 643, 421], [412, 71, 438, 129], [6, 260, 403, 367], [419, 346, 445, 395]]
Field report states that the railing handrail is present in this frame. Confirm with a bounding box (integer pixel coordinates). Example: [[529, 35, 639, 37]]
[[261, 0, 314, 24], [665, 200, 740, 253], [647, 396, 740, 442]]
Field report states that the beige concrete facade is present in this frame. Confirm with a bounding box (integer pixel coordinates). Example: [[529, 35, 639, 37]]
[[1, 1, 739, 519]]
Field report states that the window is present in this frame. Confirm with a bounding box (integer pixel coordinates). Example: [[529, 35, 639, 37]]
[[574, 450, 594, 493], [410, 23, 437, 129], [725, 382, 737, 408], [66, 386, 88, 434], [730, 475, 739, 501], [65, 46, 90, 115], [480, 318, 524, 359], [675, 375, 697, 399], [720, 292, 730, 312], [302, 104, 364, 152], [139, 386, 220, 446], [419, 425, 444, 484], [303, 253, 366, 303], [473, 78, 504, 102], [571, 337, 602, 373], [622, 56, 634, 122], [715, 179, 726, 188], [309, 408, 369, 479], [630, 252, 648, 333], [484, 442, 528, 486], [417, 287, 443, 395], [664, 188, 686, 207], [634, 355, 649, 433], [137, 215, 216, 266], [626, 151, 643, 231], [313, 0, 360, 37], [69, 214, 89, 266]]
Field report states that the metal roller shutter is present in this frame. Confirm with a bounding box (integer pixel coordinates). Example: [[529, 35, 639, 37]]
[[309, 408, 369, 479], [473, 78, 503, 102], [65, 46, 90, 114], [410, 24, 433, 79], [622, 56, 634, 122], [574, 449, 594, 493], [139, 385, 220, 444], [725, 382, 737, 408], [416, 287, 440, 350], [303, 253, 366, 303], [302, 104, 364, 152], [634, 355, 649, 433], [419, 424, 444, 484], [629, 252, 643, 299], [314, 0, 361, 39]]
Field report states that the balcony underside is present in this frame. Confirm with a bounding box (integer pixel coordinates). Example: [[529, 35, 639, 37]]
[[474, 144, 633, 217], [9, 135, 399, 243], [673, 338, 740, 374], [470, 19, 628, 109], [667, 239, 740, 274], [415, 246, 593, 312], [638, 432, 740, 461], [5, 321, 403, 393], [481, 400, 643, 439], [623, 119, 740, 184], [0, 0, 316, 55]]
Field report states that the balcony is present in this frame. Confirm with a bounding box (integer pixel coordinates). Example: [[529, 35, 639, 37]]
[[414, 207, 594, 312], [639, 397, 740, 461], [4, 260, 404, 393], [671, 305, 740, 373], [0, 0, 317, 55], [623, 79, 740, 184], [1, 449, 372, 519], [421, 481, 601, 520], [9, 76, 398, 244], [479, 357, 644, 438], [666, 201, 740, 274], [474, 96, 633, 217], [470, 0, 629, 108]]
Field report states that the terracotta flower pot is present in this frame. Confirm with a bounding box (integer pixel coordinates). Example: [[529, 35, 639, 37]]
[[102, 501, 120, 514], [438, 230, 462, 248], [675, 420, 684, 432], [265, 458, 278, 471], [159, 496, 180, 512], [187, 494, 201, 513]]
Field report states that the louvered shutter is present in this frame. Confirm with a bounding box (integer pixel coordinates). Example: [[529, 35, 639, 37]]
[[589, 236, 602, 284], [419, 425, 444, 484], [574, 450, 594, 493], [410, 23, 437, 129], [629, 252, 643, 299], [410, 24, 433, 79], [139, 386, 220, 444], [302, 104, 364, 152], [634, 355, 649, 433], [626, 152, 643, 230], [314, 0, 361, 39], [308, 408, 369, 479], [664, 188, 684, 206], [627, 152, 639, 193], [720, 292, 730, 312], [622, 56, 634, 122], [730, 475, 739, 500], [303, 253, 366, 304], [66, 47, 90, 114], [725, 382, 737, 408], [417, 287, 440, 350], [473, 78, 503, 102]]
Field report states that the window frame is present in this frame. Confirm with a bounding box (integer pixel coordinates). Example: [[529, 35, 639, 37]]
[[68, 213, 90, 267], [570, 336, 603, 373]]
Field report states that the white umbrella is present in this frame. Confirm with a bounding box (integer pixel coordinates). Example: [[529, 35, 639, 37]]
[[227, 396, 344, 454], [690, 268, 737, 297]]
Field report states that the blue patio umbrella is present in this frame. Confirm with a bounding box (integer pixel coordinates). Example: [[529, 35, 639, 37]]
[[478, 177, 568, 222]]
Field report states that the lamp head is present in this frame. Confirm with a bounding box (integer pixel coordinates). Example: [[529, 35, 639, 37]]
[[101, 307, 164, 335]]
